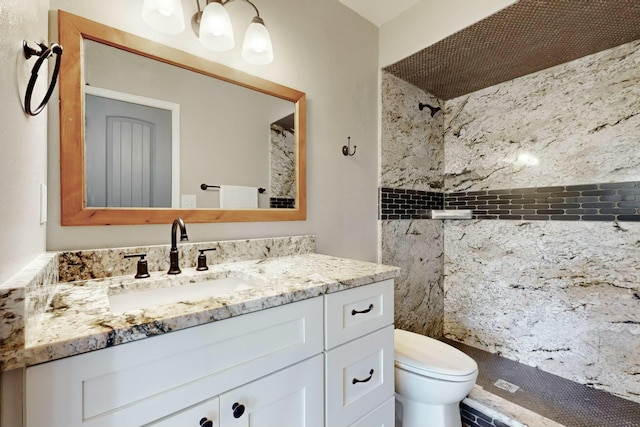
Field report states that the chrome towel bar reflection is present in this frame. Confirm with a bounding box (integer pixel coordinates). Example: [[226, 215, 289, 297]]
[[201, 184, 266, 193], [23, 41, 63, 116]]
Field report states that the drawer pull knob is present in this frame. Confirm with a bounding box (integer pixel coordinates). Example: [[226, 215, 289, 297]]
[[351, 304, 374, 316], [352, 369, 375, 385], [232, 402, 245, 419], [199, 417, 214, 427]]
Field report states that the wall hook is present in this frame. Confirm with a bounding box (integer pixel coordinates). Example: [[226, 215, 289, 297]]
[[342, 136, 357, 156], [419, 102, 441, 117]]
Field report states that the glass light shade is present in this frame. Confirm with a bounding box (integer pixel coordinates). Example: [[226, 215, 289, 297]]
[[199, 1, 234, 52], [142, 0, 185, 35], [242, 17, 273, 65]]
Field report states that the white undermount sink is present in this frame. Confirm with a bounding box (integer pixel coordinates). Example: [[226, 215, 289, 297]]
[[108, 275, 260, 313]]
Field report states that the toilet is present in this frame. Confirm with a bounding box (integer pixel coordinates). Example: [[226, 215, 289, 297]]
[[394, 329, 478, 427]]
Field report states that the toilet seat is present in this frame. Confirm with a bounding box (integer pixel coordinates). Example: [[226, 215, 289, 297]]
[[394, 329, 478, 382]]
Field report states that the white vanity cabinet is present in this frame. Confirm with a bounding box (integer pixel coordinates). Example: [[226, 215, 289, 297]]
[[24, 279, 395, 427], [146, 396, 220, 427], [25, 297, 324, 427], [323, 279, 395, 427], [218, 354, 324, 427]]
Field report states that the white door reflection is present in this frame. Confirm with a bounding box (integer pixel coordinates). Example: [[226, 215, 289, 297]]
[[84, 87, 180, 208]]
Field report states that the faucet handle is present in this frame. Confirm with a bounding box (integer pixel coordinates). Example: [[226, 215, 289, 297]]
[[124, 253, 150, 279], [196, 248, 217, 271]]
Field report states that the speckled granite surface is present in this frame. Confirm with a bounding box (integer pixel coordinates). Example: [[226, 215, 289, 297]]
[[1, 245, 398, 371], [379, 71, 445, 338], [465, 386, 565, 427], [58, 235, 316, 282], [442, 39, 640, 404], [0, 253, 59, 360]]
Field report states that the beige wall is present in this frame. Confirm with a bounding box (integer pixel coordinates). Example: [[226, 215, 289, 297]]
[[47, 0, 380, 262], [379, 0, 517, 67], [0, 0, 49, 286]]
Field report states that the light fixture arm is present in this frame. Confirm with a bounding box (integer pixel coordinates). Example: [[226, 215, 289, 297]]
[[188, 0, 273, 64], [243, 0, 261, 17], [192, 0, 262, 36], [204, 0, 261, 16]]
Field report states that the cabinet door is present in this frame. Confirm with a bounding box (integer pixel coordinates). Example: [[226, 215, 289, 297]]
[[350, 397, 395, 427], [219, 355, 323, 427], [145, 396, 219, 427]]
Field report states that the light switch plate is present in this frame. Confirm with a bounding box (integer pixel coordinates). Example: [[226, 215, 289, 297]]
[[40, 183, 47, 224], [181, 194, 197, 209]]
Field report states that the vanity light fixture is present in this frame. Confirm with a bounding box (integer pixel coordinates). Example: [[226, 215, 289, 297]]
[[142, 0, 274, 65], [142, 0, 186, 35]]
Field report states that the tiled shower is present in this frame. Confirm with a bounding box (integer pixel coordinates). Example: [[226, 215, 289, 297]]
[[380, 39, 640, 404]]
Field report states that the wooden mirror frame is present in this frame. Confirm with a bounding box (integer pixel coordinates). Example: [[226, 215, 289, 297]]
[[58, 10, 306, 225]]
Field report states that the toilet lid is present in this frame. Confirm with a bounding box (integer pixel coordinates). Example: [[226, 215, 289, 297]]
[[394, 329, 478, 377]]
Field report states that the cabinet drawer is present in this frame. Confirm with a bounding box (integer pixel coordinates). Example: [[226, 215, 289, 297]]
[[25, 297, 323, 427], [350, 396, 395, 427], [324, 280, 394, 349], [145, 396, 219, 427], [325, 325, 394, 427]]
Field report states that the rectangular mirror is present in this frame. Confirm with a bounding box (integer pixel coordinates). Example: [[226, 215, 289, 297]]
[[58, 10, 306, 225]]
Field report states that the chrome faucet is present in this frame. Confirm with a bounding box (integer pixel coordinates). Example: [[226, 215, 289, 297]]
[[168, 217, 188, 274]]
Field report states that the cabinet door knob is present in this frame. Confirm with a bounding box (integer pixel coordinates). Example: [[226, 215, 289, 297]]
[[199, 417, 214, 427], [352, 369, 375, 384], [232, 402, 245, 418], [351, 303, 374, 316]]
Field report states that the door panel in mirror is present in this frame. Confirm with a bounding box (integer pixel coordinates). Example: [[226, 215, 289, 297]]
[[85, 91, 176, 208]]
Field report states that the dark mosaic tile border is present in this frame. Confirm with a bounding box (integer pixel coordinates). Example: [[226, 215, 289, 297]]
[[379, 187, 444, 220], [445, 182, 640, 221], [270, 197, 295, 209], [380, 182, 640, 222], [461, 402, 510, 427]]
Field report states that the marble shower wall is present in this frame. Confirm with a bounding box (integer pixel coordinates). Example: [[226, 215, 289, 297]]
[[380, 72, 444, 337], [443, 40, 640, 402], [269, 124, 295, 199], [445, 40, 640, 192]]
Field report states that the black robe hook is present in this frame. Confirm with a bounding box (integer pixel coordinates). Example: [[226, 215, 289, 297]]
[[342, 136, 357, 156]]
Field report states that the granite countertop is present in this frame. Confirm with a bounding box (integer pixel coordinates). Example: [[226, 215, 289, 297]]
[[2, 253, 399, 371]]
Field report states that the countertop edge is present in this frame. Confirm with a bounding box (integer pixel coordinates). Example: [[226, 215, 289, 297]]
[[1, 254, 399, 371]]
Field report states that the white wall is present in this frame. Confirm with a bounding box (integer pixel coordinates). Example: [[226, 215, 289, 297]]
[[0, 0, 49, 285], [379, 0, 517, 67], [47, 0, 380, 262], [0, 0, 49, 423]]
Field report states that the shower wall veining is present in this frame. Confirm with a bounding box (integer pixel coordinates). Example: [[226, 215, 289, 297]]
[[379, 72, 445, 337], [380, 39, 640, 403], [443, 39, 640, 403]]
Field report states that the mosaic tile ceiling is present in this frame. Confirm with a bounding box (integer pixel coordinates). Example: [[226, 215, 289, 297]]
[[384, 0, 640, 100]]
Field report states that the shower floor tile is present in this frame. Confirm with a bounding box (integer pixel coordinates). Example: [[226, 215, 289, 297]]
[[443, 338, 640, 427]]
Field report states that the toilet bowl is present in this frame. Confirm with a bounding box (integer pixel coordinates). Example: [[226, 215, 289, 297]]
[[394, 329, 478, 427]]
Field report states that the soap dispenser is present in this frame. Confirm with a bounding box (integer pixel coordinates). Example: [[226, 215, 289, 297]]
[[196, 248, 217, 271]]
